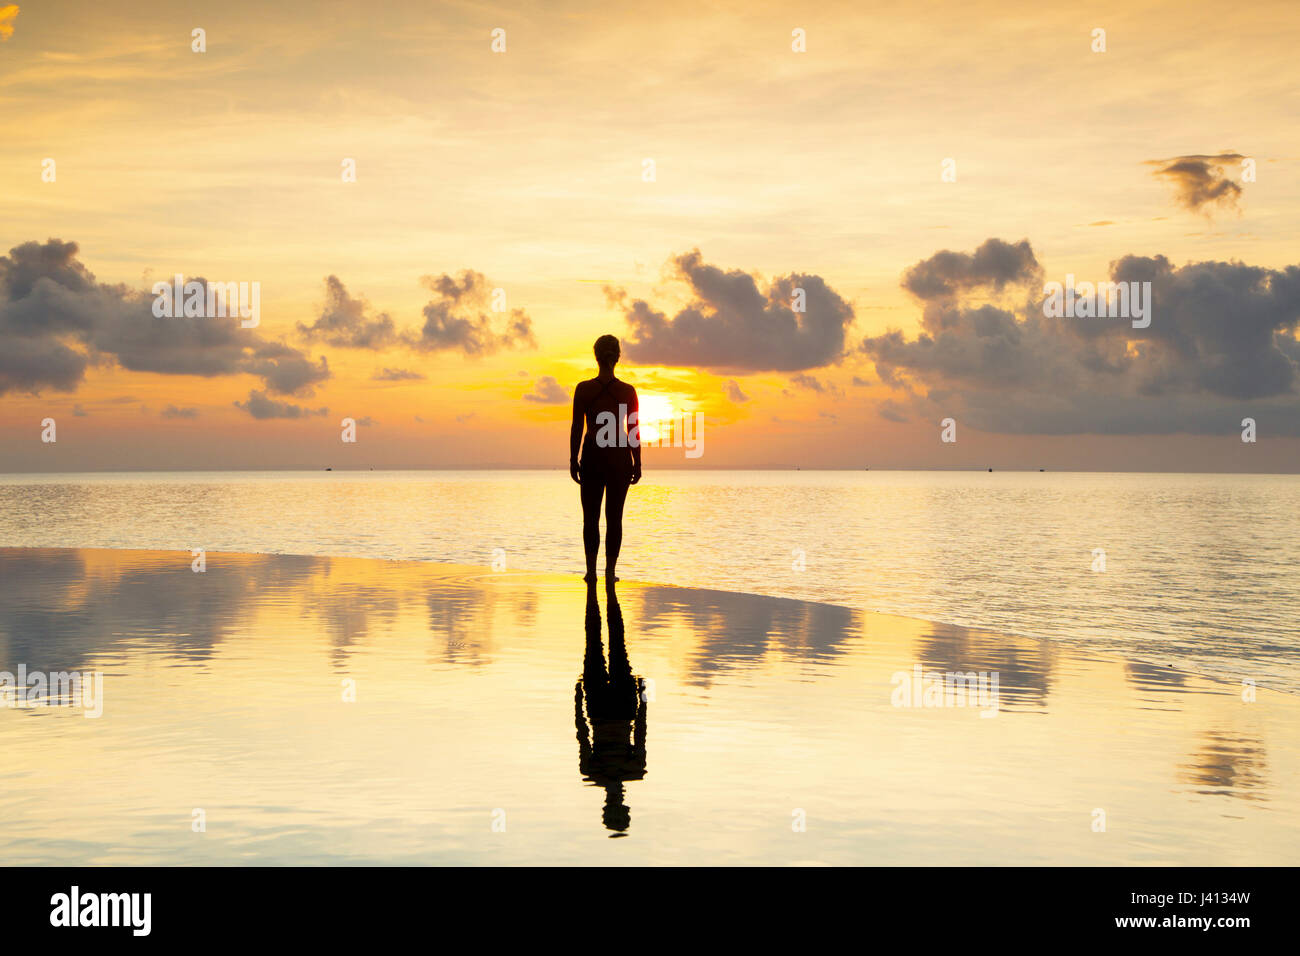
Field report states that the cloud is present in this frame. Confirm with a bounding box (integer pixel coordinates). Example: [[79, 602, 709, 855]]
[[901, 238, 1041, 300], [723, 379, 749, 402], [522, 375, 568, 404], [878, 400, 909, 423], [161, 405, 199, 419], [0, 240, 331, 407], [298, 276, 397, 348], [1148, 152, 1245, 216], [0, 5, 17, 41], [372, 367, 425, 381], [0, 335, 86, 394], [607, 249, 854, 372], [788, 372, 842, 396], [861, 238, 1300, 435], [72, 404, 88, 417], [408, 270, 536, 355], [241, 342, 329, 395], [233, 390, 328, 420]]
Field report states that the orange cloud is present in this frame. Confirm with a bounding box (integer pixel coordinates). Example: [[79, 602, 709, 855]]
[[0, 5, 17, 41]]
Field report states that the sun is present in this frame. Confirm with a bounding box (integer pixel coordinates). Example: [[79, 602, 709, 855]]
[[636, 393, 676, 444]]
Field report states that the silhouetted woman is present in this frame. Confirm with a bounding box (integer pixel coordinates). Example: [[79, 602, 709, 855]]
[[570, 335, 641, 583], [575, 581, 647, 835]]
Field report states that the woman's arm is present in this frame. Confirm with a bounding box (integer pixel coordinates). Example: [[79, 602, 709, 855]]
[[569, 384, 584, 484], [628, 386, 642, 483]]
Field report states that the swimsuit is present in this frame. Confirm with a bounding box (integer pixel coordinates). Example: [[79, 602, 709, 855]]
[[579, 378, 634, 486]]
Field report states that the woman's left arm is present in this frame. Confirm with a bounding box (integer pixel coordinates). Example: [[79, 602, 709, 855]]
[[628, 386, 642, 483], [569, 385, 584, 484]]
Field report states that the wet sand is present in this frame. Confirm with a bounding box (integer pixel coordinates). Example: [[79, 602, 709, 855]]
[[0, 547, 1294, 865]]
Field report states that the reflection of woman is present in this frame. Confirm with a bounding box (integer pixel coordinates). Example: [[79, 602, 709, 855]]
[[575, 583, 647, 835], [570, 335, 642, 583]]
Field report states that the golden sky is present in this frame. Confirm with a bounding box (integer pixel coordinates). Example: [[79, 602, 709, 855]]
[[2, 0, 1298, 469]]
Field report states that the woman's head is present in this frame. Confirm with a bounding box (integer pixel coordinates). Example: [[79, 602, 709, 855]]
[[593, 334, 621, 370]]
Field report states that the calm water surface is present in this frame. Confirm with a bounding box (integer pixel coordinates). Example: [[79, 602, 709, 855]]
[[1, 470, 1297, 692], [0, 548, 1294, 865]]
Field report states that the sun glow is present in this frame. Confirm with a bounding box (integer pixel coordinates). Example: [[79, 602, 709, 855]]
[[636, 393, 677, 444]]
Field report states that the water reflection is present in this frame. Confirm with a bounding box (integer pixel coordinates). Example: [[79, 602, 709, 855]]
[[634, 584, 858, 686], [0, 549, 325, 671], [915, 624, 1058, 711], [1124, 660, 1187, 695], [0, 547, 1295, 864], [1178, 731, 1270, 801], [575, 583, 647, 836]]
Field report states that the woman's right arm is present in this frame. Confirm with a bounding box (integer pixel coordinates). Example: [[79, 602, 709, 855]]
[[628, 386, 642, 484], [569, 385, 584, 484]]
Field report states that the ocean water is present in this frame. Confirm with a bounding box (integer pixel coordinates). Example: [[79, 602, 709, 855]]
[[2, 549, 1295, 865], [1, 470, 1297, 692]]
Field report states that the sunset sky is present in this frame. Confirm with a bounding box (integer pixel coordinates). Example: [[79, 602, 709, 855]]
[[2, 0, 1298, 470]]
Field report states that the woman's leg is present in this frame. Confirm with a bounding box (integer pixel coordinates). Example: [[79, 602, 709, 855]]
[[580, 473, 605, 580], [603, 478, 631, 579]]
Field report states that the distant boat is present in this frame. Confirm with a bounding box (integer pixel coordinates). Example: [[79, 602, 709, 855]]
[[325, 467, 332, 471], [988, 467, 993, 472]]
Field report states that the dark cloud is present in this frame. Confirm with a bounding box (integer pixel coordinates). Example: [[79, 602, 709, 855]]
[[878, 400, 909, 423], [788, 372, 842, 396], [371, 367, 425, 381], [862, 239, 1300, 435], [298, 276, 397, 349], [0, 240, 331, 409], [607, 249, 854, 372], [0, 335, 87, 394], [901, 238, 1041, 300], [161, 405, 199, 419], [522, 375, 567, 404], [1148, 152, 1245, 215], [297, 270, 540, 357], [723, 379, 749, 403], [241, 342, 329, 395], [408, 270, 536, 355], [233, 390, 328, 420]]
